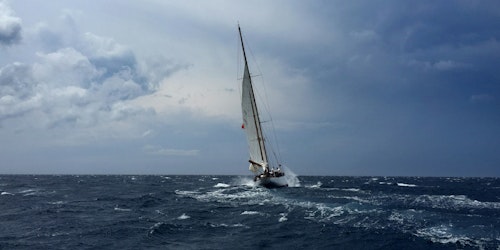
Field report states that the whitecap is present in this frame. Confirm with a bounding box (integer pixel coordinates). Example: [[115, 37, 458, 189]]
[[241, 211, 259, 215], [175, 190, 200, 196], [232, 176, 258, 187], [114, 207, 132, 212], [148, 222, 164, 235], [48, 201, 65, 205], [231, 223, 247, 228], [342, 188, 361, 192], [19, 189, 38, 196], [307, 181, 322, 189], [178, 213, 190, 220], [278, 213, 288, 222], [1, 191, 13, 195], [209, 223, 248, 228], [397, 183, 417, 187], [214, 183, 230, 188]]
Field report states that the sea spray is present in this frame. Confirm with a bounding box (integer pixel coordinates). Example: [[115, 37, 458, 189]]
[[231, 166, 301, 187], [282, 165, 301, 187], [232, 176, 258, 187]]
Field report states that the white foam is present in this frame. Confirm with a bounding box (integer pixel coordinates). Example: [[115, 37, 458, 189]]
[[278, 213, 288, 222], [387, 210, 421, 226], [176, 181, 360, 225], [231, 176, 261, 188], [414, 224, 481, 247], [343, 188, 361, 192], [307, 181, 322, 189], [209, 223, 248, 228], [114, 207, 132, 212], [397, 182, 417, 187], [178, 213, 190, 220], [1, 191, 13, 195], [214, 183, 230, 188], [19, 189, 38, 196], [231, 223, 247, 227], [241, 211, 260, 215], [48, 201, 65, 205], [328, 195, 371, 204], [412, 194, 500, 210], [175, 190, 200, 196], [149, 222, 164, 235]]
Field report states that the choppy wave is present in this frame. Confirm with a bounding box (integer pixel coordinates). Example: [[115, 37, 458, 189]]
[[1, 175, 498, 249], [411, 194, 500, 210]]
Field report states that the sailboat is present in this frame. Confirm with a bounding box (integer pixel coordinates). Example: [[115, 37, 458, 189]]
[[238, 25, 286, 187]]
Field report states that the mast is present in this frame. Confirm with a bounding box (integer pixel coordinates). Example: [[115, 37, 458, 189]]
[[238, 25, 269, 172]]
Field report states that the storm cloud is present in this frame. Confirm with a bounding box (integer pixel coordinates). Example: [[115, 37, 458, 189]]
[[1, 1, 499, 176]]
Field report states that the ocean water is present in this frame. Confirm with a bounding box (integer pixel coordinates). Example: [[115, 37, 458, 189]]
[[0, 175, 499, 249]]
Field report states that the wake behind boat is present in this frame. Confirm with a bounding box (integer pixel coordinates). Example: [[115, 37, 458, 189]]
[[238, 25, 287, 187]]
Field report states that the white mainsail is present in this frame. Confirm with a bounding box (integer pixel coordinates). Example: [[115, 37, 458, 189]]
[[239, 26, 268, 174], [238, 25, 286, 186]]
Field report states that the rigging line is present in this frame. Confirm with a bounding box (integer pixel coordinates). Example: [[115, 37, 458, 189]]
[[239, 26, 269, 165], [236, 26, 240, 84], [244, 33, 283, 165], [259, 74, 283, 165], [236, 25, 243, 105], [240, 28, 284, 167]]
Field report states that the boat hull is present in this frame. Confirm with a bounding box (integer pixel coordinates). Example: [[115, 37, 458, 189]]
[[255, 176, 288, 188]]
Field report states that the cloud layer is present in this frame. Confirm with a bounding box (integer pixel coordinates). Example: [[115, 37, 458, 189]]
[[1, 1, 499, 176], [0, 7, 184, 136]]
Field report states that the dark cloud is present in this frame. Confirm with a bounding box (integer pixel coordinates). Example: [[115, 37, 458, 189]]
[[0, 1, 22, 46]]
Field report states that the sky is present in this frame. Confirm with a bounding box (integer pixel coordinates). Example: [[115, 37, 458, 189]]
[[1, 0, 499, 176]]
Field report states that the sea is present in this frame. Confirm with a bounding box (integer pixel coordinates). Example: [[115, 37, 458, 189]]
[[0, 174, 499, 250]]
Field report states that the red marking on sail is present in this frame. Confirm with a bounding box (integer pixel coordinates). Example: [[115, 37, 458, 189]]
[[241, 123, 245, 129]]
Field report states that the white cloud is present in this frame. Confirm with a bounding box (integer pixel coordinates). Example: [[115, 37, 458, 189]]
[[33, 48, 99, 87], [0, 1, 22, 46], [0, 16, 180, 143]]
